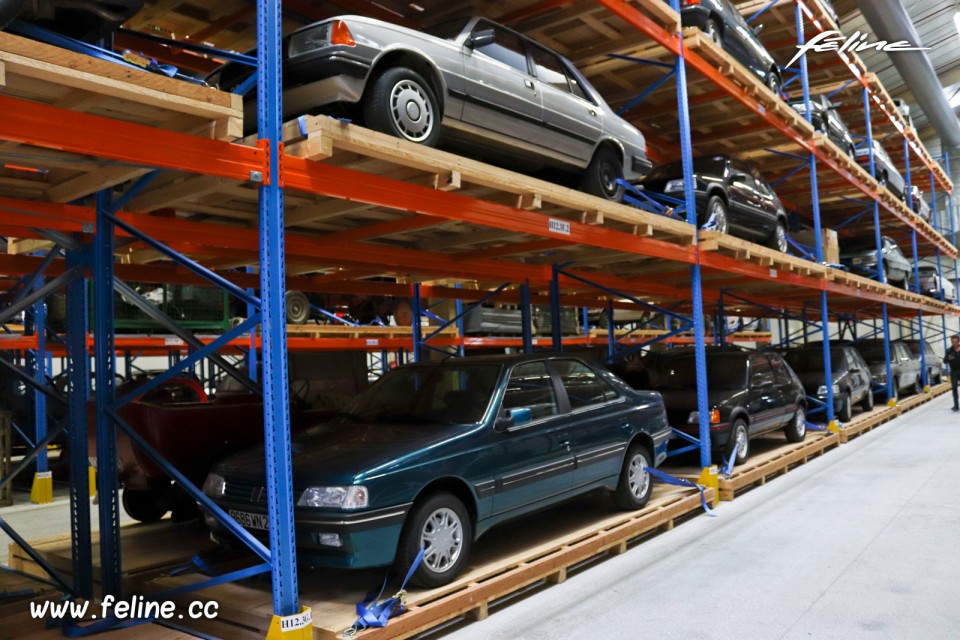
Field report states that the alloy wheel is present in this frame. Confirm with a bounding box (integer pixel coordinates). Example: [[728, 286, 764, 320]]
[[420, 507, 463, 573], [389, 79, 434, 142], [627, 452, 650, 499]]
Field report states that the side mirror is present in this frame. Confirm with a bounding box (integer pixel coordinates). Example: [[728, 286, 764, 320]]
[[496, 407, 533, 430], [468, 28, 495, 48], [753, 24, 764, 36]]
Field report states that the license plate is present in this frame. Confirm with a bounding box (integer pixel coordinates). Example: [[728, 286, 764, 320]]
[[229, 509, 269, 530]]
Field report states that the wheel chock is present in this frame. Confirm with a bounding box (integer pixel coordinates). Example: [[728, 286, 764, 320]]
[[697, 465, 719, 507], [266, 607, 313, 640], [826, 419, 841, 434], [30, 471, 54, 504]]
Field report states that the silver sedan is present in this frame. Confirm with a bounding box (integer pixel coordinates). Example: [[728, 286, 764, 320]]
[[274, 15, 652, 201]]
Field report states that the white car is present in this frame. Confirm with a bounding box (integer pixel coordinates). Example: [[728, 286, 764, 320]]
[[917, 266, 956, 303]]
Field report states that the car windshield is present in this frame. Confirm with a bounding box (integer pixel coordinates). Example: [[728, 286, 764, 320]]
[[784, 349, 845, 373], [335, 363, 502, 425], [423, 17, 471, 40], [918, 267, 937, 277], [856, 343, 889, 363], [844, 237, 882, 253], [645, 353, 746, 390]]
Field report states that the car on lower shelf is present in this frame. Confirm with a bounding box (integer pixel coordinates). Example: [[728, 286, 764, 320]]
[[211, 15, 651, 202], [789, 95, 856, 157], [612, 346, 806, 467], [782, 344, 874, 422], [202, 354, 671, 587], [903, 339, 944, 386], [852, 339, 923, 401], [640, 155, 790, 252], [840, 236, 912, 288], [679, 0, 782, 96], [917, 265, 956, 303], [855, 140, 905, 200]]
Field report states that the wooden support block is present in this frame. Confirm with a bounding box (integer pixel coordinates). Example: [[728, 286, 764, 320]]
[[545, 567, 568, 585], [433, 170, 461, 192], [8, 238, 54, 254], [609, 541, 629, 556], [632, 223, 654, 237], [515, 191, 541, 210], [285, 133, 333, 160], [464, 602, 489, 621], [581, 210, 603, 225], [0, 60, 5, 87], [658, 519, 674, 533]]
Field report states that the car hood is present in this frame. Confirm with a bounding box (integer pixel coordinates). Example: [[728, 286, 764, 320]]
[[795, 371, 843, 395], [655, 388, 745, 426], [213, 421, 477, 485]]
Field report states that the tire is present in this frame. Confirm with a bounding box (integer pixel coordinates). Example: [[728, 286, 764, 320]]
[[860, 387, 875, 411], [122, 488, 168, 523], [725, 419, 750, 466], [612, 444, 654, 510], [890, 379, 899, 402], [285, 291, 310, 325], [704, 194, 729, 234], [769, 219, 788, 253], [838, 393, 853, 422], [391, 298, 414, 327], [767, 71, 781, 98], [396, 493, 472, 589], [913, 376, 923, 395], [704, 19, 722, 45], [784, 406, 807, 443], [580, 145, 624, 201], [363, 67, 441, 146]]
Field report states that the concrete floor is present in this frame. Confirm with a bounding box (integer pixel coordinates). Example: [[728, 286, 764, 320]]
[[440, 393, 960, 640]]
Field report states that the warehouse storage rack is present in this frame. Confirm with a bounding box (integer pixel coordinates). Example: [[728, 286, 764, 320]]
[[1, 0, 959, 636]]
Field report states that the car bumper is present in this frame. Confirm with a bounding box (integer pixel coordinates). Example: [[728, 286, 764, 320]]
[[203, 501, 410, 569], [630, 154, 653, 180], [680, 5, 713, 30]]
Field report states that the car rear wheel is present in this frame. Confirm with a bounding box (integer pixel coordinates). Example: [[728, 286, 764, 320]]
[[364, 67, 441, 146], [913, 376, 923, 395], [122, 487, 168, 523], [769, 219, 788, 253], [725, 419, 750, 466], [784, 406, 807, 443], [838, 393, 853, 422], [704, 19, 722, 45], [580, 145, 624, 201], [890, 379, 899, 402], [767, 71, 781, 98], [861, 388, 875, 411], [397, 492, 472, 589], [704, 194, 729, 233], [285, 291, 311, 325], [612, 444, 653, 510]]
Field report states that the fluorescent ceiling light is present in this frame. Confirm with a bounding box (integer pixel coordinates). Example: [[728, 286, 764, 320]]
[[955, 11, 960, 39]]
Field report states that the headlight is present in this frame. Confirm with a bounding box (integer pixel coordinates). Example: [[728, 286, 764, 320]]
[[288, 23, 332, 56], [817, 384, 840, 396], [688, 411, 699, 424], [688, 409, 721, 424], [202, 473, 226, 498], [664, 179, 685, 193], [873, 372, 886, 383], [298, 485, 368, 509]]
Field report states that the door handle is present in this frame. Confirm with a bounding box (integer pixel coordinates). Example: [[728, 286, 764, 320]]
[[524, 79, 535, 89], [558, 440, 571, 449], [588, 108, 598, 117]]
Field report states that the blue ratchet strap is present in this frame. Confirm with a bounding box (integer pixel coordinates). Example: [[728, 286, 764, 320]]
[[167, 553, 218, 577], [805, 420, 828, 432], [63, 614, 152, 637], [720, 441, 738, 477], [347, 548, 425, 635], [646, 468, 716, 517]]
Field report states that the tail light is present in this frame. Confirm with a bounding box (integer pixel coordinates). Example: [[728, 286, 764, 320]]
[[683, 0, 701, 4], [331, 20, 356, 46]]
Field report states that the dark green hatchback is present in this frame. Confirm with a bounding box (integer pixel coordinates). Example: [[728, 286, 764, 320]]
[[202, 354, 671, 587]]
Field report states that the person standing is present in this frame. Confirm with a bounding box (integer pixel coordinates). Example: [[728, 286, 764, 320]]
[[944, 335, 960, 411]]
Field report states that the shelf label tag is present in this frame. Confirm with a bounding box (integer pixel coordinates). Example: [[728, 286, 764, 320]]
[[769, 269, 778, 278], [164, 337, 184, 346], [279, 608, 312, 631], [549, 218, 571, 236], [366, 339, 379, 346]]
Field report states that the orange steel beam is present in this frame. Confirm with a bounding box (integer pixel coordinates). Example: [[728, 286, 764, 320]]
[[497, 0, 575, 24], [455, 239, 570, 262], [594, 0, 956, 259], [189, 5, 257, 42]]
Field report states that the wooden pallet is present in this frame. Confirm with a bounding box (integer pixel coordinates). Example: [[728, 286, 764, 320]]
[[144, 485, 710, 639], [282, 323, 458, 339], [717, 431, 840, 501], [838, 382, 951, 443]]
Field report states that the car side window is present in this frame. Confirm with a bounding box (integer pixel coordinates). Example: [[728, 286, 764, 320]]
[[750, 356, 776, 387], [553, 360, 619, 409], [472, 25, 529, 74], [502, 362, 559, 420], [529, 45, 570, 93], [770, 356, 791, 384]]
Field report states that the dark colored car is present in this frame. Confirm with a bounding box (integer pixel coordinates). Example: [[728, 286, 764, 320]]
[[853, 339, 922, 401], [613, 346, 806, 466], [641, 155, 790, 252], [783, 344, 873, 422], [840, 235, 912, 288], [680, 0, 782, 96], [903, 339, 943, 386], [1, 0, 142, 42], [855, 140, 905, 200], [202, 354, 671, 587], [211, 16, 651, 201], [789, 95, 856, 157]]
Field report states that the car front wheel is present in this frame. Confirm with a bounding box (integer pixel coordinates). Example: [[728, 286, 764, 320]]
[[837, 393, 853, 422], [612, 444, 653, 510], [785, 406, 807, 443], [770, 219, 788, 253], [725, 419, 750, 466], [704, 194, 729, 233], [861, 387, 875, 411], [397, 492, 472, 589], [364, 67, 441, 146], [122, 487, 168, 523], [580, 146, 624, 201]]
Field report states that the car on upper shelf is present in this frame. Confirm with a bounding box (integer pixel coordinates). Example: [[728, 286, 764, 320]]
[[782, 344, 874, 422], [612, 346, 806, 467], [640, 155, 790, 252], [679, 0, 783, 97], [908, 185, 932, 222], [839, 235, 912, 288], [1, 0, 142, 42], [209, 16, 652, 202], [855, 140, 906, 200], [818, 0, 841, 26], [789, 95, 856, 157], [917, 264, 956, 303], [852, 339, 922, 401], [202, 354, 672, 588], [902, 339, 944, 386]]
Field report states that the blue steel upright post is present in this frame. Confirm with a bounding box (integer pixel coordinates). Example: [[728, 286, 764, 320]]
[[257, 0, 306, 635], [797, 4, 835, 428], [671, 0, 712, 473], [29, 278, 53, 503], [905, 139, 927, 390], [862, 89, 895, 405]]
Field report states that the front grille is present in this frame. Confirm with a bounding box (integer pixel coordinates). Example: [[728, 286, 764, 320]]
[[223, 478, 308, 504]]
